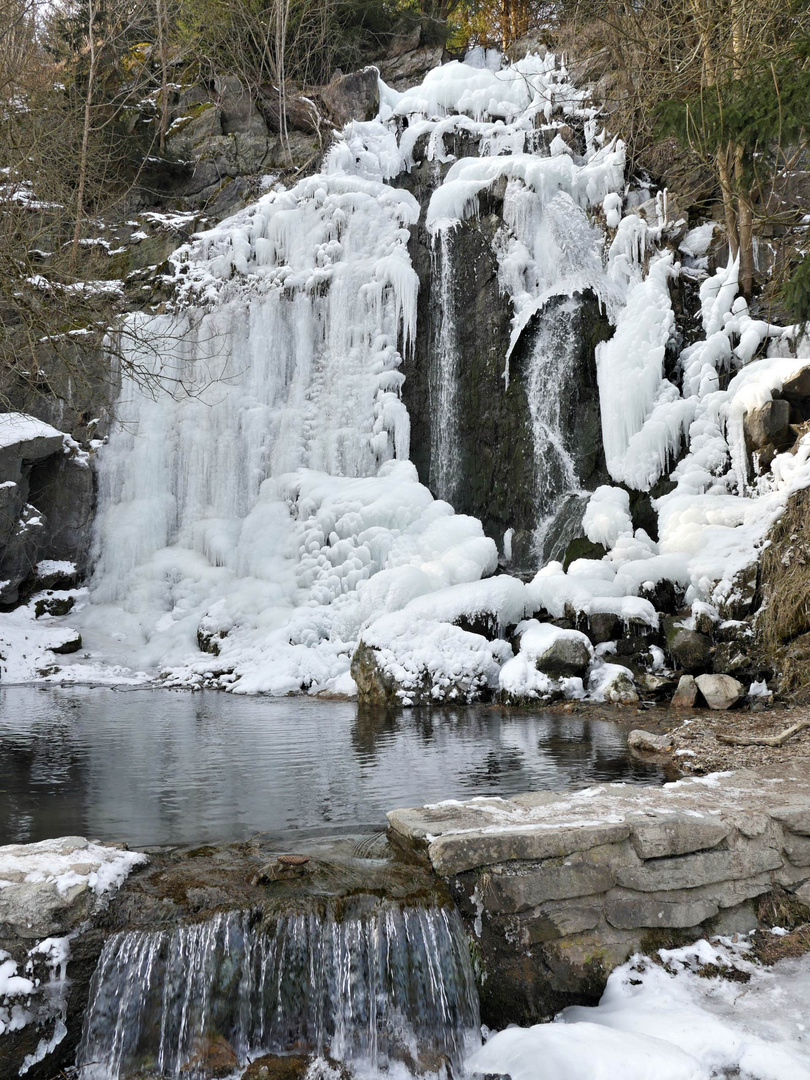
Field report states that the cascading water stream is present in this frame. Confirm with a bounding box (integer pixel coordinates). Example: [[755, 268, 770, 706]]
[[525, 300, 587, 561], [428, 229, 461, 505], [76, 903, 480, 1080]]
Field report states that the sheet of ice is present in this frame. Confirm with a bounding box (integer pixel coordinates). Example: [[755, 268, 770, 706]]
[[582, 486, 633, 549], [596, 254, 686, 491]]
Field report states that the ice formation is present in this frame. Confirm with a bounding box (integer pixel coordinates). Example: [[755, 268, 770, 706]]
[[1, 48, 808, 704]]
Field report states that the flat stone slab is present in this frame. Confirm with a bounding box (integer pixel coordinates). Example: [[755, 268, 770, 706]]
[[387, 769, 810, 879]]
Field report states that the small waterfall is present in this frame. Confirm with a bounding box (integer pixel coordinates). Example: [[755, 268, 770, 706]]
[[525, 299, 588, 562], [76, 904, 480, 1080], [428, 229, 461, 505]]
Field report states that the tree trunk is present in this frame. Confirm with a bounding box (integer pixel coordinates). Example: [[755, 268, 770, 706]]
[[735, 144, 755, 295], [70, 0, 98, 274], [716, 143, 739, 259], [157, 0, 170, 152]]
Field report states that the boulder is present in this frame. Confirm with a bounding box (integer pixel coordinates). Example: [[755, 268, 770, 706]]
[[695, 673, 744, 710], [671, 673, 698, 708], [321, 66, 379, 126], [627, 729, 672, 754], [532, 631, 592, 677], [664, 619, 712, 673], [744, 398, 791, 451]]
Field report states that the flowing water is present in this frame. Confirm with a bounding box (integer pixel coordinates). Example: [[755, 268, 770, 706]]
[[77, 903, 479, 1080]]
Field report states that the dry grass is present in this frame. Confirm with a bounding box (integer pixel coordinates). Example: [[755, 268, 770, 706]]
[[758, 486, 810, 699]]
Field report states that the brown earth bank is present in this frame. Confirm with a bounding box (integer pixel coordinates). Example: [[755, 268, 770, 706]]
[[537, 698, 810, 777]]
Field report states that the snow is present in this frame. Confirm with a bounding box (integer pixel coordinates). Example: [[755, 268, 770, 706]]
[[469, 1021, 703, 1080], [0, 952, 35, 1035], [0, 836, 146, 896], [0, 413, 64, 449], [472, 936, 810, 1079]]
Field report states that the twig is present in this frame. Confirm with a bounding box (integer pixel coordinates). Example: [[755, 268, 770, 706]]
[[718, 719, 810, 747]]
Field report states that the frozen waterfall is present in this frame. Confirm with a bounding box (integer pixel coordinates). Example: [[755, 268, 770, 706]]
[[68, 52, 627, 696]]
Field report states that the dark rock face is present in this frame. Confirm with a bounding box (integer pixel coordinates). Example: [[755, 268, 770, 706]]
[[0, 426, 94, 606], [399, 160, 610, 572]]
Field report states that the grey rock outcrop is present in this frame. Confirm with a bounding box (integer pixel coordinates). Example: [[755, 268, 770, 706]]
[[744, 398, 791, 451], [321, 67, 380, 126]]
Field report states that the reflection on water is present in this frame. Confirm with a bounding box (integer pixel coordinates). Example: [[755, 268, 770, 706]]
[[0, 687, 667, 847]]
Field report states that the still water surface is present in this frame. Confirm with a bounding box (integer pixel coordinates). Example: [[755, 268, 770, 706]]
[[0, 687, 667, 847]]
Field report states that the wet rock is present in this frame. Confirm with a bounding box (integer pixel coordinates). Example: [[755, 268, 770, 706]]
[[181, 1035, 239, 1078], [671, 673, 698, 708], [664, 619, 712, 673], [636, 673, 675, 697], [627, 729, 672, 754], [321, 67, 379, 126], [745, 398, 791, 451], [350, 641, 399, 706], [243, 1054, 310, 1080], [695, 673, 744, 710]]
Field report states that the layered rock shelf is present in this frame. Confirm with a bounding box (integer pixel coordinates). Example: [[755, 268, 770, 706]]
[[387, 768, 810, 1024]]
